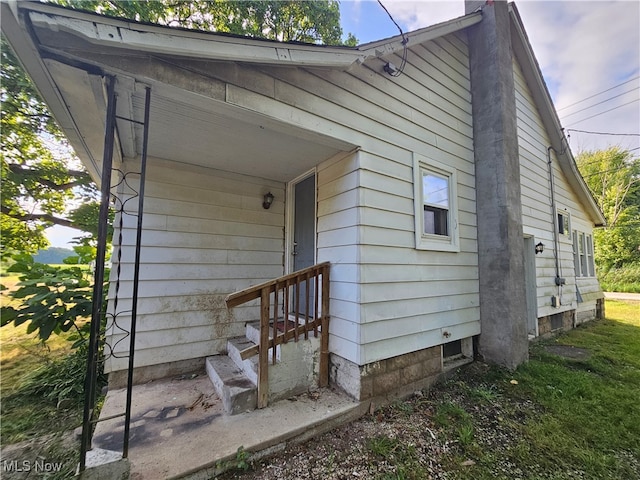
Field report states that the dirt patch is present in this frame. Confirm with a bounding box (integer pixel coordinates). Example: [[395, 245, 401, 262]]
[[544, 345, 591, 360], [216, 362, 548, 480]]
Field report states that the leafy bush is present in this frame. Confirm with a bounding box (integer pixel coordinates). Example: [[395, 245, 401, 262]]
[[19, 347, 95, 407], [599, 263, 640, 293], [1, 253, 94, 345]]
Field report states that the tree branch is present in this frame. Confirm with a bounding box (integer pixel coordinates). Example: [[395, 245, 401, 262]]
[[7, 164, 91, 191], [1, 205, 84, 231]]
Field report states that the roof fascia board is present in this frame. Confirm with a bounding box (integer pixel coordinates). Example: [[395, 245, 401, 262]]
[[24, 6, 366, 67], [1, 1, 103, 182], [359, 12, 482, 56], [509, 4, 605, 226]]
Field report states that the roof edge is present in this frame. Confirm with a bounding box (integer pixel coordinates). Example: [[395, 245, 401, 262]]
[[358, 11, 483, 56], [18, 1, 366, 67]]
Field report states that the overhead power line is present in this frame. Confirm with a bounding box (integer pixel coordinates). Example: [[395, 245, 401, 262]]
[[557, 75, 640, 111], [565, 98, 640, 127], [562, 88, 638, 118], [566, 128, 640, 137]]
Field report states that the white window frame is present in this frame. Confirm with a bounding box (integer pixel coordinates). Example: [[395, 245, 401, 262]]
[[579, 232, 587, 277], [572, 230, 581, 276], [586, 234, 595, 277], [556, 208, 571, 240], [413, 154, 460, 252]]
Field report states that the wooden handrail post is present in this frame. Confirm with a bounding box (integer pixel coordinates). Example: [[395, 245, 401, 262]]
[[319, 265, 330, 388], [258, 288, 270, 408], [225, 262, 331, 405]]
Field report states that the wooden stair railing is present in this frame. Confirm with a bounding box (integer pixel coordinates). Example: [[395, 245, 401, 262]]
[[225, 262, 330, 408]]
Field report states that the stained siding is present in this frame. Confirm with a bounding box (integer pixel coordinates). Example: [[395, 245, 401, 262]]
[[514, 59, 602, 324], [107, 32, 480, 372], [105, 158, 284, 372]]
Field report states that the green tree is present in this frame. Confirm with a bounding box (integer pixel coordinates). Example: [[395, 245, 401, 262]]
[[53, 0, 357, 45], [1, 36, 97, 256], [2, 0, 356, 343], [576, 147, 640, 271]]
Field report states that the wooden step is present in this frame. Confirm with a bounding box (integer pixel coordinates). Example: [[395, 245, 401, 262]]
[[205, 356, 256, 415]]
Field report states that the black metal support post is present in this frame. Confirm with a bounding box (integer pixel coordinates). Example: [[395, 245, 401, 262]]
[[79, 76, 117, 472], [122, 86, 151, 458]]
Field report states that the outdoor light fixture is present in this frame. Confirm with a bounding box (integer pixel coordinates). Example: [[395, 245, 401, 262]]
[[535, 242, 544, 254], [262, 192, 274, 209]]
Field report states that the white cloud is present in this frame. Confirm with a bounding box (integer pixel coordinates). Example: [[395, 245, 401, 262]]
[[382, 0, 464, 30], [377, 0, 639, 152], [516, 1, 640, 152]]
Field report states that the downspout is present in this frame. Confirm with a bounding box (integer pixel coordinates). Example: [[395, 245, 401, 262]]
[[547, 145, 565, 306]]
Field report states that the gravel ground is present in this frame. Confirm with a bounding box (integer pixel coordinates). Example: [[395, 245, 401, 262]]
[[215, 362, 548, 480]]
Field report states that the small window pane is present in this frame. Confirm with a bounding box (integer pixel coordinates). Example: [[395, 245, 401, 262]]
[[557, 212, 570, 236], [572, 231, 580, 276], [587, 235, 595, 276], [424, 206, 448, 235], [423, 174, 448, 207]]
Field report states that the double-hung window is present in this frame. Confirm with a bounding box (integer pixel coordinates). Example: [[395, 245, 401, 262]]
[[579, 232, 587, 276], [586, 235, 595, 276], [413, 154, 459, 252], [572, 230, 580, 276]]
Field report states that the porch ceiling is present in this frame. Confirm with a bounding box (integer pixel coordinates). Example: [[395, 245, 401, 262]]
[[36, 55, 356, 185], [125, 90, 347, 182]]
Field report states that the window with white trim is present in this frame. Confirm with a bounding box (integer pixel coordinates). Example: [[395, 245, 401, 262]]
[[572, 230, 596, 278], [586, 234, 595, 276], [413, 154, 459, 252], [579, 232, 587, 276], [572, 230, 580, 276], [557, 209, 571, 237]]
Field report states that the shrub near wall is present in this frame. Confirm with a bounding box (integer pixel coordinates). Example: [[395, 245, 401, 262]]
[[599, 263, 640, 293]]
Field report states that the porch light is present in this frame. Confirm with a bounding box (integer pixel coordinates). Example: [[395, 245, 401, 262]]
[[262, 192, 274, 209], [535, 242, 544, 254]]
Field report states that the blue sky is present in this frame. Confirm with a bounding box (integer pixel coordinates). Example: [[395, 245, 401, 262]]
[[338, 0, 639, 154], [46, 0, 640, 248]]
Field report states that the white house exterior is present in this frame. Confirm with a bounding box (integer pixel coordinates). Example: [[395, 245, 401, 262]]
[[2, 0, 605, 402]]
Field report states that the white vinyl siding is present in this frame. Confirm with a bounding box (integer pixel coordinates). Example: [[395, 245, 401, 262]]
[[514, 58, 603, 323], [105, 158, 284, 373], [254, 32, 479, 365], [107, 32, 479, 371]]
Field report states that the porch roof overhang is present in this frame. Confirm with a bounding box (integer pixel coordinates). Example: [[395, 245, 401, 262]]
[[1, 1, 364, 185], [508, 4, 606, 227], [1, 1, 482, 185]]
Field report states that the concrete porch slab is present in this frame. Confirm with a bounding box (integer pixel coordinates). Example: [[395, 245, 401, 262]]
[[91, 372, 362, 479]]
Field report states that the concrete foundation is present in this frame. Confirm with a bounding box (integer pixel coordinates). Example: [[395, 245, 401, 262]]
[[269, 336, 321, 403], [596, 297, 605, 319], [108, 357, 204, 389], [466, 0, 529, 369], [330, 346, 442, 402], [538, 310, 574, 337], [76, 448, 129, 480]]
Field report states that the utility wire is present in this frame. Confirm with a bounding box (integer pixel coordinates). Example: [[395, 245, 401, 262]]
[[581, 161, 640, 178], [377, 0, 408, 77], [562, 88, 638, 118], [565, 98, 639, 127], [567, 128, 640, 137], [557, 75, 640, 111]]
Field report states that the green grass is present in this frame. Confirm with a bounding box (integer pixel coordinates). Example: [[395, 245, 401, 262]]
[[441, 299, 640, 479]]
